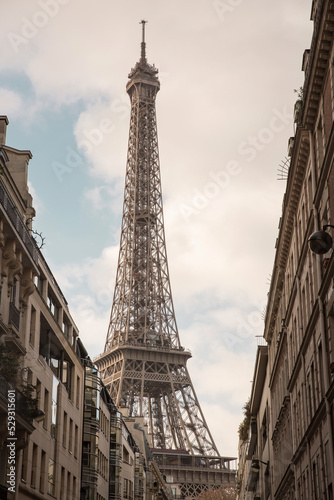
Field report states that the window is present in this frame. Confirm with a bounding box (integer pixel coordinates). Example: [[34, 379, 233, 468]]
[[294, 401, 299, 445], [35, 274, 45, 296], [44, 389, 49, 430], [123, 445, 130, 464], [298, 390, 303, 438], [76, 376, 80, 408], [73, 476, 77, 500], [51, 375, 59, 439], [50, 356, 59, 378], [61, 467, 66, 498], [62, 320, 70, 339], [21, 447, 28, 482], [48, 459, 55, 496], [40, 450, 46, 493], [74, 425, 78, 458], [301, 287, 306, 332], [62, 360, 72, 398], [69, 418, 73, 454], [10, 278, 19, 308], [63, 412, 68, 448], [9, 279, 20, 330], [72, 330, 78, 350], [325, 440, 332, 486], [307, 172, 313, 211], [29, 306, 37, 347], [310, 362, 317, 414], [316, 117, 324, 169], [82, 441, 91, 467], [30, 444, 38, 488], [312, 459, 321, 500], [318, 342, 324, 399], [124, 478, 133, 499], [307, 371, 313, 422], [67, 472, 72, 498], [47, 291, 58, 320]]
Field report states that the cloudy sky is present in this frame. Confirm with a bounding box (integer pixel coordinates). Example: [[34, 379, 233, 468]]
[[1, 1, 313, 458]]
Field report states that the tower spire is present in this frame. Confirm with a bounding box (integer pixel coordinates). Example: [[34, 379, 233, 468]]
[[140, 19, 147, 62], [127, 19, 159, 84]]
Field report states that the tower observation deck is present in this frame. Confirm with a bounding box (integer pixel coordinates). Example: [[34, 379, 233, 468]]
[[94, 21, 236, 497]]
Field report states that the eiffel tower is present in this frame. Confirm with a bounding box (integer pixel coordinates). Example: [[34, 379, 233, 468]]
[[95, 21, 235, 497]]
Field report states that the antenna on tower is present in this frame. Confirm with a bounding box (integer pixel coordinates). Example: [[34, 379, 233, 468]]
[[140, 19, 147, 62]]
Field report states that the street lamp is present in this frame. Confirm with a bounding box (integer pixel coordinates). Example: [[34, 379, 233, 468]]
[[308, 225, 334, 254], [251, 459, 269, 473]]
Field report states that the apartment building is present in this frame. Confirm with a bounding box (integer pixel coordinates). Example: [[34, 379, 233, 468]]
[[238, 0, 334, 498], [0, 115, 85, 499], [81, 358, 169, 500]]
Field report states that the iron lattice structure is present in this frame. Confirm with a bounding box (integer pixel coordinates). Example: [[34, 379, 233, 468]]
[[95, 23, 219, 458]]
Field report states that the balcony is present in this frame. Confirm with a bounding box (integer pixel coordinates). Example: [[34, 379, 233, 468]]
[[0, 178, 38, 265], [0, 376, 35, 453]]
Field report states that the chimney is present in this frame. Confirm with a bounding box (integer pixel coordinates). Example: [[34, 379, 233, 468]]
[[0, 116, 9, 145]]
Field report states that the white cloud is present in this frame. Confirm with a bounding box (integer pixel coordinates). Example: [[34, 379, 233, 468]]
[[0, 89, 23, 118], [53, 245, 118, 295], [74, 99, 130, 181], [163, 181, 283, 307], [84, 182, 123, 213]]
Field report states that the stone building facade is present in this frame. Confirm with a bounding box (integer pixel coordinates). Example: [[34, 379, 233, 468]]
[[0, 115, 85, 499], [238, 0, 334, 498]]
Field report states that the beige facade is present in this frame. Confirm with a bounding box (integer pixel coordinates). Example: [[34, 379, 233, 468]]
[[0, 116, 84, 499], [238, 0, 334, 498]]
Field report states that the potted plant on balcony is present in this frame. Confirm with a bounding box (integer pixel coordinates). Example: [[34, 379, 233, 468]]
[[0, 343, 38, 416], [238, 399, 251, 442], [294, 87, 304, 127]]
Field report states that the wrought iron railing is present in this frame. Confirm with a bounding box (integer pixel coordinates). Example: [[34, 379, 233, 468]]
[[0, 178, 38, 264], [0, 375, 34, 424]]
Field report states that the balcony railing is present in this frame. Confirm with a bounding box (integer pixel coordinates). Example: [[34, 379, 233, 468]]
[[0, 178, 38, 264], [0, 376, 34, 424]]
